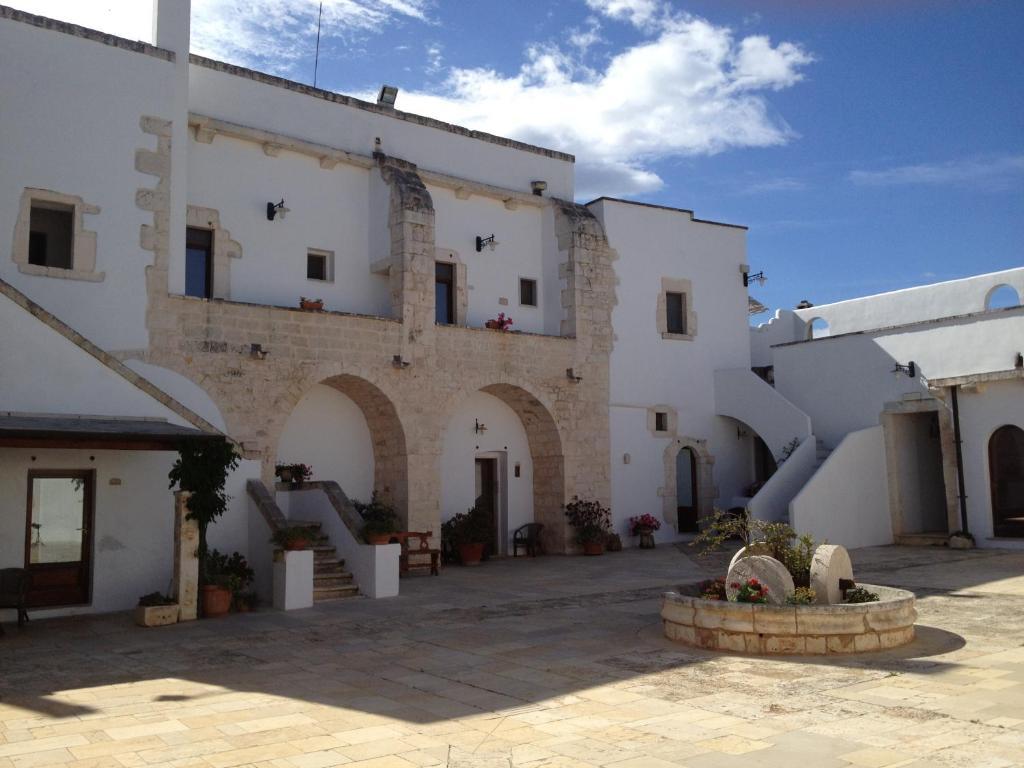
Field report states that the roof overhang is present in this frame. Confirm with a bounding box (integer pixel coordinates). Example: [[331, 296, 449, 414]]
[[0, 414, 222, 451]]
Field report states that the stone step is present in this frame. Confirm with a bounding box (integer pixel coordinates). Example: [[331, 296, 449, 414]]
[[314, 584, 360, 601], [314, 561, 348, 576], [894, 532, 948, 547], [315, 573, 354, 588]]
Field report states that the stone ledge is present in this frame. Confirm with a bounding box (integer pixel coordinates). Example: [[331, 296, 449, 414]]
[[662, 585, 916, 656]]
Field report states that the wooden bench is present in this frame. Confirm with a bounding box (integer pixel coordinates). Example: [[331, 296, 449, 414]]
[[397, 531, 440, 576]]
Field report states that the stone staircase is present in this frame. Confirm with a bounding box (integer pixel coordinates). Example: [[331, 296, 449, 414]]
[[283, 520, 360, 602]]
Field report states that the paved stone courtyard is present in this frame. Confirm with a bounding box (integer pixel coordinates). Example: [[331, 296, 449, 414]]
[[2, 545, 1023, 768]]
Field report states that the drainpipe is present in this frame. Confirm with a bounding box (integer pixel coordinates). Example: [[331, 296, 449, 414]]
[[949, 386, 969, 534]]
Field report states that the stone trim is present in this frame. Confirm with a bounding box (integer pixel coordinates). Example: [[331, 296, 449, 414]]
[[0, 277, 224, 439], [657, 277, 697, 341], [660, 437, 716, 531], [646, 405, 678, 436], [188, 57, 575, 163], [0, 5, 175, 62], [11, 188, 103, 281], [137, 115, 172, 307], [186, 206, 242, 300]]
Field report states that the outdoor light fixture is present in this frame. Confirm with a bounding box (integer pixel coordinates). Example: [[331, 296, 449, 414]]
[[1015, 352, 1023, 369], [476, 234, 498, 252], [566, 367, 582, 383], [250, 343, 269, 360], [474, 418, 488, 434], [743, 270, 767, 288], [392, 354, 410, 369], [530, 180, 547, 196], [266, 199, 289, 221], [892, 361, 917, 378], [377, 85, 398, 106]]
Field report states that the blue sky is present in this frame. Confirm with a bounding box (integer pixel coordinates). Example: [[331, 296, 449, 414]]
[[13, 0, 1023, 315]]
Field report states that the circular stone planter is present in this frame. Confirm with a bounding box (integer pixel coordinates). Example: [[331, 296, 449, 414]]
[[661, 584, 916, 655]]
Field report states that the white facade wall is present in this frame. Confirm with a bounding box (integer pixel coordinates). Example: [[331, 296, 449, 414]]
[[440, 391, 533, 552], [590, 199, 755, 537], [0, 17, 177, 351]]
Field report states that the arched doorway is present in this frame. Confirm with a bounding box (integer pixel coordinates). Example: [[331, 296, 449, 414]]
[[662, 438, 715, 532], [990, 425, 1024, 537]]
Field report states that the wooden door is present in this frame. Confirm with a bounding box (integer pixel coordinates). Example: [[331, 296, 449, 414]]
[[475, 458, 498, 556], [25, 470, 94, 606], [990, 425, 1024, 538]]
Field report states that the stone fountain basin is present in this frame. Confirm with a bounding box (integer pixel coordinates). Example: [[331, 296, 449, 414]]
[[661, 584, 916, 655]]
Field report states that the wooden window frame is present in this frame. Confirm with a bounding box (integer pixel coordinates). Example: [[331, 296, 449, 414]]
[[185, 226, 214, 300], [519, 277, 538, 308], [435, 261, 455, 325]]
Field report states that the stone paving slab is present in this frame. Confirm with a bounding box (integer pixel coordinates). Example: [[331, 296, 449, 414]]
[[1, 546, 1023, 767]]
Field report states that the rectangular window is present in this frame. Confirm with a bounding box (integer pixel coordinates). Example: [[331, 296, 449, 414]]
[[28, 204, 74, 269], [519, 277, 537, 307], [307, 249, 332, 282], [655, 412, 668, 432], [185, 227, 213, 299], [666, 291, 686, 334], [435, 262, 455, 325]]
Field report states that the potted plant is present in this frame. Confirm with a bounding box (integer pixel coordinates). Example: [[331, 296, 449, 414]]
[[628, 513, 662, 549], [271, 525, 318, 551], [235, 590, 258, 613], [564, 496, 612, 556], [202, 549, 254, 617], [354, 492, 400, 544], [299, 296, 324, 311], [442, 506, 491, 565], [135, 592, 179, 627], [274, 462, 312, 487], [484, 312, 513, 331]]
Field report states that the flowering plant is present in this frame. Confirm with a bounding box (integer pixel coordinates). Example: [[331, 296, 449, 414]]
[[274, 462, 313, 483], [486, 312, 514, 331], [731, 577, 769, 604], [628, 514, 662, 536], [698, 577, 727, 601]]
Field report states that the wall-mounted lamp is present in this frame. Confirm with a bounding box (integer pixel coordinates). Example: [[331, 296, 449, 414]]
[[266, 199, 289, 221], [1015, 352, 1023, 369], [530, 180, 547, 196], [736, 426, 750, 439], [743, 270, 767, 288], [892, 361, 917, 378], [250, 343, 269, 360], [566, 367, 583, 383], [392, 354, 410, 369], [474, 418, 488, 434], [475, 234, 498, 253], [377, 85, 399, 106]]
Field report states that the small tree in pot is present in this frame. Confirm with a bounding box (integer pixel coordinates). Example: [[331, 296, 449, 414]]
[[442, 506, 492, 565], [564, 496, 612, 555], [354, 492, 400, 544]]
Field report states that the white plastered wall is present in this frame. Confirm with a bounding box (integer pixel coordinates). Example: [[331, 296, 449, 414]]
[[440, 391, 533, 552], [0, 16, 177, 351]]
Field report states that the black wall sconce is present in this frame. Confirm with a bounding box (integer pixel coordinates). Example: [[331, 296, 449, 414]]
[[736, 426, 750, 439], [266, 199, 289, 221], [392, 354, 410, 369], [566, 367, 582, 383], [250, 343, 269, 360], [743, 270, 767, 288], [475, 234, 498, 252], [474, 418, 488, 434], [892, 361, 917, 378], [1015, 352, 1023, 369]]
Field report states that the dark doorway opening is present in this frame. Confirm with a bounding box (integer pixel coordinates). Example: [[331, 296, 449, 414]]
[[25, 470, 94, 607], [990, 425, 1024, 538], [676, 448, 699, 533], [475, 457, 499, 556]]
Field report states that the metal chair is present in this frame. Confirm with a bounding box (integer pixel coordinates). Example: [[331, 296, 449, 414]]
[[0, 568, 31, 634], [512, 523, 545, 557]]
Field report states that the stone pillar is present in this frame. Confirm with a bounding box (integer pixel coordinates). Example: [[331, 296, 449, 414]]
[[173, 491, 200, 621]]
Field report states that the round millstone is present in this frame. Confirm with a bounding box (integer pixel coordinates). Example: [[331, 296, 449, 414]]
[[725, 555, 794, 605], [728, 541, 774, 572], [810, 544, 854, 605]]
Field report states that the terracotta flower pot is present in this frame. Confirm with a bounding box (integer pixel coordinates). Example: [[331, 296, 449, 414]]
[[366, 532, 393, 545], [458, 542, 485, 565], [485, 320, 501, 330], [277, 468, 294, 483], [582, 541, 605, 556], [201, 584, 232, 617], [284, 539, 310, 551], [300, 299, 324, 311]]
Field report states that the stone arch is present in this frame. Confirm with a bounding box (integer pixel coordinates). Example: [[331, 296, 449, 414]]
[[989, 424, 1024, 538], [661, 437, 715, 531], [985, 283, 1021, 311], [807, 317, 830, 340]]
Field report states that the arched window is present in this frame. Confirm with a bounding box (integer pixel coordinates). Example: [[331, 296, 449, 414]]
[[990, 425, 1024, 537], [808, 317, 830, 340], [985, 284, 1021, 311]]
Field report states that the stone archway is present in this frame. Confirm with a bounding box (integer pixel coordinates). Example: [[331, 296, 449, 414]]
[[661, 437, 716, 532]]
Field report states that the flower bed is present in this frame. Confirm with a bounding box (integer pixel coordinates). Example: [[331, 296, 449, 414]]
[[661, 583, 916, 655]]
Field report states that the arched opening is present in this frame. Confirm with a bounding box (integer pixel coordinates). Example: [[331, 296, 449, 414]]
[[276, 375, 408, 520], [808, 317, 830, 340], [990, 424, 1024, 538], [663, 438, 715, 532], [985, 284, 1021, 311], [440, 383, 567, 553], [753, 434, 778, 492]]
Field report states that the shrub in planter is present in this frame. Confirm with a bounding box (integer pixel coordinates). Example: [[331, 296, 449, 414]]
[[354, 492, 400, 544], [135, 592, 179, 627], [731, 577, 769, 604], [203, 550, 254, 617], [442, 506, 492, 565], [564, 496, 612, 555], [786, 587, 817, 605], [271, 525, 319, 551], [274, 462, 312, 485], [698, 578, 727, 601], [844, 587, 880, 604]]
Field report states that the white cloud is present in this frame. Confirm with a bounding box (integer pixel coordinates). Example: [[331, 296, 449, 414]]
[[585, 0, 662, 29], [425, 42, 443, 75], [850, 156, 1024, 188], [742, 177, 807, 194], [189, 0, 430, 72]]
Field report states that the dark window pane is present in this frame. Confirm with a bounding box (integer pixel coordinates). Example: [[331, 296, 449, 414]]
[[307, 253, 326, 280], [29, 206, 73, 269], [520, 278, 537, 306], [666, 292, 686, 334], [655, 412, 668, 432], [185, 227, 213, 298], [435, 262, 454, 324]]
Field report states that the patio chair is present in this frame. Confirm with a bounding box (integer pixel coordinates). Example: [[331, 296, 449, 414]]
[[513, 523, 545, 557], [399, 531, 440, 576], [0, 568, 30, 634]]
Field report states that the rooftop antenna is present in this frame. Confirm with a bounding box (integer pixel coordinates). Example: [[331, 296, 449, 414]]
[[313, 2, 323, 88]]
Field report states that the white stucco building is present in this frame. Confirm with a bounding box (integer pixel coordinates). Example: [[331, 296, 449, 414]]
[[1, 2, 1020, 621]]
